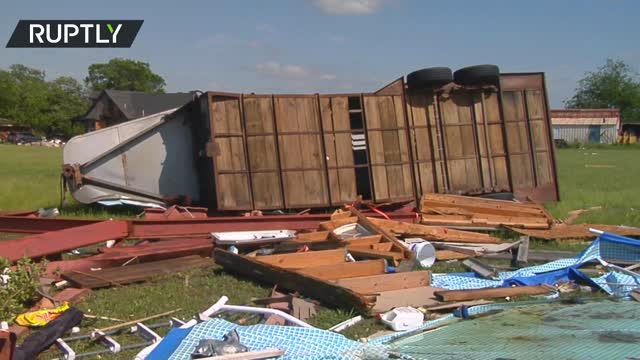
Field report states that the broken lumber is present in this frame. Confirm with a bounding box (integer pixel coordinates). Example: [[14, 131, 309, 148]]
[[434, 285, 554, 302], [214, 249, 372, 314], [420, 193, 553, 229], [371, 286, 442, 313], [61, 255, 213, 289], [0, 220, 129, 262], [368, 218, 502, 244]]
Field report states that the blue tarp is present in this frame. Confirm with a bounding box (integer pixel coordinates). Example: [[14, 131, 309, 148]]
[[432, 232, 640, 296]]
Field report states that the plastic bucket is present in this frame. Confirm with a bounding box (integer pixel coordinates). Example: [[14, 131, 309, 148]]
[[408, 241, 436, 268]]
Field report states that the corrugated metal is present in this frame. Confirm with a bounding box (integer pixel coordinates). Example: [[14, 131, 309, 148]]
[[552, 124, 618, 144]]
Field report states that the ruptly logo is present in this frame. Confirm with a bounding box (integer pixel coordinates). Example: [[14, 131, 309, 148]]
[[6, 20, 143, 48]]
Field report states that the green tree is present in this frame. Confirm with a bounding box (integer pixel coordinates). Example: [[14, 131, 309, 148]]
[[0, 65, 89, 138], [566, 59, 640, 122], [85, 58, 166, 93]]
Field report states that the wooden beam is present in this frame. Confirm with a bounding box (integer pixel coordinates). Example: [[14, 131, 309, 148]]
[[332, 271, 431, 294], [291, 231, 331, 243], [434, 285, 554, 302], [318, 217, 358, 231], [436, 250, 473, 261], [254, 249, 347, 269], [341, 235, 383, 247], [347, 247, 404, 262], [371, 286, 442, 314], [369, 217, 502, 244], [298, 260, 386, 280], [214, 249, 371, 313], [348, 208, 412, 259]]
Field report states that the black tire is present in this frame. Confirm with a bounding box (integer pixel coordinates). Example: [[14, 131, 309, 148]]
[[453, 65, 500, 86], [406, 67, 453, 91]]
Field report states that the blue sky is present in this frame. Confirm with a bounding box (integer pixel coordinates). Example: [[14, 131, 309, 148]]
[[1, 0, 638, 107]]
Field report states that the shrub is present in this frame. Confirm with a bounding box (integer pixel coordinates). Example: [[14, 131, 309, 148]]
[[0, 257, 47, 321]]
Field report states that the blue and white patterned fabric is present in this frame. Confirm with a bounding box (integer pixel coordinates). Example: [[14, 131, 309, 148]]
[[158, 318, 390, 360], [432, 232, 640, 295]]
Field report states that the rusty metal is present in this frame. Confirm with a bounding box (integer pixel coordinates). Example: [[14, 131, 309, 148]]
[[0, 215, 99, 234], [0, 220, 129, 262]]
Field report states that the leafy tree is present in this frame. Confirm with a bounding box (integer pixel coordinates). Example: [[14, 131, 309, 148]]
[[566, 59, 640, 122], [85, 58, 166, 93], [0, 65, 89, 138]]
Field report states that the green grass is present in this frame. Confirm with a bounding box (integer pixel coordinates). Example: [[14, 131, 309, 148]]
[[3, 143, 640, 358], [0, 144, 137, 218], [547, 145, 640, 226]]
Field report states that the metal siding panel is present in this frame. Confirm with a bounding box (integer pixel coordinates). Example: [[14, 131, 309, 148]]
[[552, 125, 617, 144]]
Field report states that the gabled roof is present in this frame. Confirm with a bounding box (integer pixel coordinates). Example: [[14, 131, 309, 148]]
[[85, 90, 196, 120]]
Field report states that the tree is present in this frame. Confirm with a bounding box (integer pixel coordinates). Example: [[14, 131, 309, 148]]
[[0, 64, 89, 138], [85, 58, 166, 93], [566, 59, 640, 122]]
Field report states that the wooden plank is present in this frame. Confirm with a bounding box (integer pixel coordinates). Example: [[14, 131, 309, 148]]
[[436, 250, 473, 261], [62, 256, 213, 289], [298, 259, 386, 280], [341, 235, 383, 247], [332, 271, 431, 294], [291, 231, 331, 243], [254, 249, 347, 269], [434, 285, 554, 302], [371, 286, 442, 314], [347, 247, 404, 261], [214, 249, 371, 314], [421, 194, 548, 217], [349, 208, 413, 259], [318, 217, 358, 231], [368, 217, 502, 244]]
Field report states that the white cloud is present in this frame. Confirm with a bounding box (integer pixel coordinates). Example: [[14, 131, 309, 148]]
[[312, 0, 384, 15], [256, 61, 310, 78], [321, 74, 337, 80]]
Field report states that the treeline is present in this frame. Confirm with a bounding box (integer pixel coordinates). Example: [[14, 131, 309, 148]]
[[0, 58, 166, 138]]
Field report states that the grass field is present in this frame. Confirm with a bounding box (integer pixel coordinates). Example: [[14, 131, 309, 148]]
[[2, 143, 640, 359]]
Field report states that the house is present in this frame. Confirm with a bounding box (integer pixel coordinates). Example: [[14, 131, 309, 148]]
[[82, 90, 196, 132], [0, 118, 32, 142], [550, 109, 620, 144]]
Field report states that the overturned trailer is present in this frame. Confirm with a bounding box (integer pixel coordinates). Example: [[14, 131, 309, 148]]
[[63, 65, 559, 211]]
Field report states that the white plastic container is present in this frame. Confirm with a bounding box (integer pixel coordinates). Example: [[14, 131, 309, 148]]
[[407, 240, 436, 268], [380, 307, 424, 331]]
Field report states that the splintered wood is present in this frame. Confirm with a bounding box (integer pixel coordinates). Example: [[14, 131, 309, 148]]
[[420, 193, 553, 229]]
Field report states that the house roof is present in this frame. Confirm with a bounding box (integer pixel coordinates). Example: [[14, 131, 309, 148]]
[[85, 90, 196, 120], [551, 109, 620, 126]]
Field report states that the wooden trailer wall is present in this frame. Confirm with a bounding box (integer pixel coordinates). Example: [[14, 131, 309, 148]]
[[201, 73, 558, 211]]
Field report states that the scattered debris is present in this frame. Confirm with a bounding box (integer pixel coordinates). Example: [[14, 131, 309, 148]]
[[420, 193, 554, 229], [379, 307, 424, 331], [510, 223, 640, 240], [62, 256, 213, 289]]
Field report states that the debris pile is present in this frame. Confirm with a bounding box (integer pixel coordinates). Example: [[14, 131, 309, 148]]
[[1, 194, 640, 359]]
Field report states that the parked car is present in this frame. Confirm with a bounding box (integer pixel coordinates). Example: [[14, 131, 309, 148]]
[[8, 131, 41, 144]]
